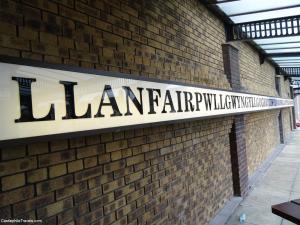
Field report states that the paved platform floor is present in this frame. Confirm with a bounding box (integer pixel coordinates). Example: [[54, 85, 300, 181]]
[[225, 129, 300, 225]]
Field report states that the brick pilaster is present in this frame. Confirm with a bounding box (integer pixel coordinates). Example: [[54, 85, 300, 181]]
[[223, 43, 249, 196], [222, 44, 241, 91], [278, 110, 284, 143], [229, 115, 249, 196]]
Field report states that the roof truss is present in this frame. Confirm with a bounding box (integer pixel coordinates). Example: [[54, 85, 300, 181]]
[[226, 15, 300, 41], [276, 67, 300, 77]]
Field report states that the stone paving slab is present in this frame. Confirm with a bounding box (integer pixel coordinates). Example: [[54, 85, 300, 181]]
[[225, 130, 300, 225]]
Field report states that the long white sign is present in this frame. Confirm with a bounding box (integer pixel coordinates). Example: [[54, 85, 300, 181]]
[[0, 61, 294, 143]]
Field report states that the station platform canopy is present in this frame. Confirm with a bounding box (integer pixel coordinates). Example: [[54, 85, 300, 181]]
[[203, 0, 300, 87]]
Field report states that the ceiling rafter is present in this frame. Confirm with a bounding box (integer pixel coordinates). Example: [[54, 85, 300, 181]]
[[267, 52, 300, 57]]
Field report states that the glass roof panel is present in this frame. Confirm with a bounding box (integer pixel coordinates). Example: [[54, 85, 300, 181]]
[[229, 7, 300, 23], [217, 0, 300, 16], [278, 63, 300, 67], [275, 62, 300, 65], [261, 43, 300, 50], [272, 57, 300, 60], [215, 0, 300, 70], [265, 48, 300, 53], [254, 36, 300, 45], [274, 60, 300, 62], [277, 66, 300, 69]]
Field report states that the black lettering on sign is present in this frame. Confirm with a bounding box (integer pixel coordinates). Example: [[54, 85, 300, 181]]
[[195, 92, 202, 111], [183, 91, 194, 112], [231, 95, 238, 109], [60, 81, 92, 119], [162, 90, 176, 113], [147, 88, 161, 114], [94, 85, 122, 117], [13, 77, 55, 122], [203, 93, 213, 111], [176, 91, 183, 112], [213, 94, 219, 110], [219, 94, 226, 110], [225, 95, 231, 109], [122, 86, 144, 116]]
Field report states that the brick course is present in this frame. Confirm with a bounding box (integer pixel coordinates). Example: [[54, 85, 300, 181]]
[[0, 118, 233, 225], [236, 42, 293, 178], [245, 111, 280, 176]]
